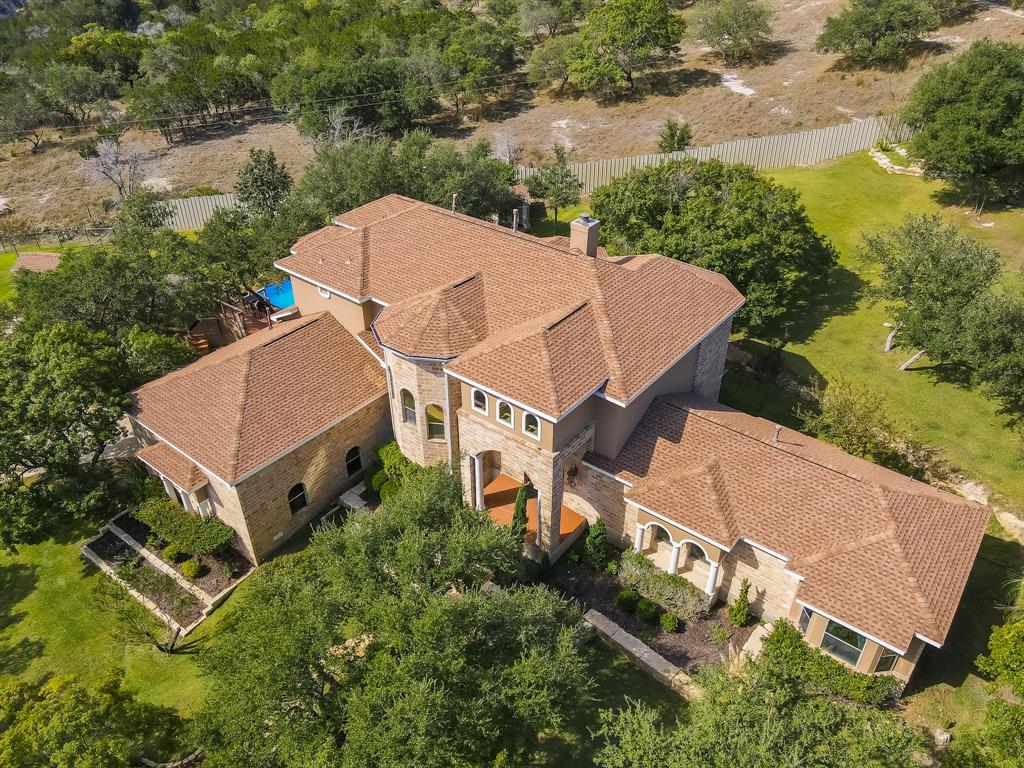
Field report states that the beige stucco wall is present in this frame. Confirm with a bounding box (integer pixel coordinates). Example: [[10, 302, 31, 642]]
[[458, 381, 554, 451], [233, 395, 392, 561], [290, 277, 380, 335], [717, 540, 799, 621], [387, 350, 450, 466]]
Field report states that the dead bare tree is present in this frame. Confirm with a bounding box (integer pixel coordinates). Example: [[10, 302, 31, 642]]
[[492, 128, 522, 166], [317, 106, 381, 149], [81, 139, 150, 200]]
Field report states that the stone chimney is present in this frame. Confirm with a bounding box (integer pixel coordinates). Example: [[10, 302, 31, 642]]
[[569, 213, 600, 257]]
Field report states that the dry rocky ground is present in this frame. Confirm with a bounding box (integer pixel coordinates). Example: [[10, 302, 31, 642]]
[[1, 0, 1022, 227]]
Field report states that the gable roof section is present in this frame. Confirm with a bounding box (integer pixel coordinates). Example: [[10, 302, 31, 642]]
[[130, 313, 386, 485], [587, 395, 988, 651], [136, 441, 208, 492], [276, 195, 744, 417]]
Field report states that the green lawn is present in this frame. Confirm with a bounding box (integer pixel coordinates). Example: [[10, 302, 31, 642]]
[[530, 204, 589, 238], [0, 251, 16, 302], [761, 153, 1024, 511]]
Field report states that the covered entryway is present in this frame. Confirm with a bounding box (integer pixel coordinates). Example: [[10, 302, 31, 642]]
[[633, 518, 721, 597]]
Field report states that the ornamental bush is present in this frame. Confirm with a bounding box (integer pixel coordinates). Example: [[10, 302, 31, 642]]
[[618, 550, 709, 622], [583, 519, 609, 569], [181, 558, 201, 581], [614, 587, 640, 613], [133, 497, 234, 558], [760, 621, 902, 705], [728, 578, 751, 627], [636, 598, 661, 625], [162, 543, 183, 563], [659, 612, 680, 632]]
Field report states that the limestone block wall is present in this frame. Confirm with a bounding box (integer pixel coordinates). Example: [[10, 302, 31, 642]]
[[385, 349, 450, 467], [692, 316, 733, 402], [717, 540, 798, 620], [234, 396, 392, 561]]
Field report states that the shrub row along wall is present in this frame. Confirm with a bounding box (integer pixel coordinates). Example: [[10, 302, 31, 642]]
[[518, 115, 913, 194]]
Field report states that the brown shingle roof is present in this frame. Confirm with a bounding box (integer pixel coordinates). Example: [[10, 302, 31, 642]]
[[587, 395, 988, 651], [130, 313, 386, 484], [277, 195, 744, 417], [136, 441, 208, 491]]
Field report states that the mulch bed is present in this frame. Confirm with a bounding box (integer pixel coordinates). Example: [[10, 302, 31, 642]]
[[549, 561, 756, 673], [85, 530, 204, 626], [112, 512, 254, 598]]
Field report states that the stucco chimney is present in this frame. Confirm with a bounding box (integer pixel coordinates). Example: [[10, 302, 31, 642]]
[[570, 213, 600, 257]]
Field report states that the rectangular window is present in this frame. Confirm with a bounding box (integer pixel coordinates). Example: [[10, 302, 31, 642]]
[[875, 649, 899, 673], [820, 620, 866, 666], [798, 606, 812, 634]]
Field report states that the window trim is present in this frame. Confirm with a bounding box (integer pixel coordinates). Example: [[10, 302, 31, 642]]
[[287, 483, 308, 516], [345, 446, 362, 476], [496, 400, 514, 427], [522, 411, 541, 441], [425, 404, 445, 442], [400, 389, 416, 424], [317, 286, 331, 300], [820, 619, 866, 666], [471, 388, 488, 415]]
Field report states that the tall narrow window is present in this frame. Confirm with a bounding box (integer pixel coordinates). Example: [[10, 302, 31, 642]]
[[522, 412, 540, 440], [798, 606, 812, 634], [400, 389, 416, 424], [346, 446, 362, 476], [288, 483, 308, 515], [497, 401, 513, 426], [426, 404, 445, 441], [471, 388, 488, 414], [820, 620, 866, 666]]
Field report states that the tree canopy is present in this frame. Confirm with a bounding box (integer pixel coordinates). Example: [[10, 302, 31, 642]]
[[903, 40, 1024, 205], [194, 466, 593, 767], [813, 0, 938, 66], [690, 0, 775, 64], [591, 157, 837, 337], [525, 145, 583, 225]]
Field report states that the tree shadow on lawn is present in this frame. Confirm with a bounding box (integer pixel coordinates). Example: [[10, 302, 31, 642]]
[[642, 66, 724, 99], [0, 561, 43, 676], [538, 638, 685, 767], [905, 528, 1024, 696], [774, 263, 866, 347]]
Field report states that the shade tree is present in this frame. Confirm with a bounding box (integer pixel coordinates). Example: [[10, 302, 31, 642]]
[[813, 0, 939, 66], [525, 145, 583, 226], [690, 0, 775, 64]]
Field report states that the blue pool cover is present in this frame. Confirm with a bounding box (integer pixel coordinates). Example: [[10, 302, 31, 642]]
[[258, 278, 295, 310]]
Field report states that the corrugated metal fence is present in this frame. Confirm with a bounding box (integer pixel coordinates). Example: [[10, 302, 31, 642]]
[[160, 116, 911, 230], [165, 193, 239, 231], [516, 115, 912, 194]]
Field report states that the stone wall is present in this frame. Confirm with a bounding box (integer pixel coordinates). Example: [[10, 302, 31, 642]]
[[385, 350, 450, 467], [692, 316, 733, 402], [234, 395, 392, 561]]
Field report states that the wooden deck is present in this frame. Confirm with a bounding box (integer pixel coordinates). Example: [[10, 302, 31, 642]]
[[483, 475, 587, 540]]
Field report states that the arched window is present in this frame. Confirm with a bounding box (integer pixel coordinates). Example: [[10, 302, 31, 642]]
[[346, 446, 362, 476], [686, 542, 706, 560], [471, 388, 488, 414], [652, 525, 671, 545], [426, 404, 445, 441], [522, 412, 540, 440], [317, 286, 331, 300], [288, 483, 307, 515], [400, 389, 416, 423], [497, 401, 513, 427]]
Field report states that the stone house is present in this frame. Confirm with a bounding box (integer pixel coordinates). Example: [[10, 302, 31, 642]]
[[131, 194, 987, 684]]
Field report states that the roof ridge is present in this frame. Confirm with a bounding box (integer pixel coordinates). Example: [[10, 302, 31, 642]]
[[584, 259, 627, 396], [228, 350, 256, 481], [665, 398, 968, 503]]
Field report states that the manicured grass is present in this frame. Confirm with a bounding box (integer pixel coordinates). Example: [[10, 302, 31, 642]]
[[530, 204, 589, 238], [0, 515, 247, 717], [0, 251, 16, 302], [762, 153, 1024, 511]]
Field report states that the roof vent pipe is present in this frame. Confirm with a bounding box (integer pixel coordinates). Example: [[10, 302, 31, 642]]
[[773, 424, 782, 444], [512, 208, 519, 232]]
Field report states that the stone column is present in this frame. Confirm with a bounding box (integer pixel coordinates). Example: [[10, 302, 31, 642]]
[[668, 542, 682, 575], [473, 453, 484, 510], [704, 560, 720, 597], [633, 523, 644, 552]]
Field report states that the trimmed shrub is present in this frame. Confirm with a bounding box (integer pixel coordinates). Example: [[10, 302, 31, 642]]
[[162, 543, 183, 563], [605, 560, 619, 576], [618, 551, 709, 622], [133, 497, 234, 557], [728, 578, 752, 627], [583, 519, 609, 570], [614, 588, 640, 613], [378, 479, 399, 503], [221, 561, 234, 580], [636, 598, 661, 625], [511, 485, 528, 540], [374, 441, 417, 483], [709, 623, 732, 645], [659, 612, 680, 633], [761, 621, 903, 705], [181, 558, 201, 581]]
